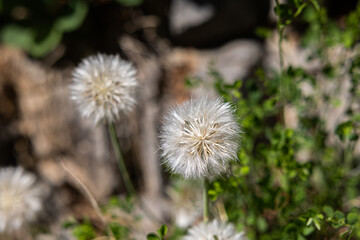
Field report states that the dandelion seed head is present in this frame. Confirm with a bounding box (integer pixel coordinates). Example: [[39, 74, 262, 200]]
[[183, 220, 247, 240], [0, 167, 42, 232], [160, 98, 241, 179], [70, 53, 138, 124]]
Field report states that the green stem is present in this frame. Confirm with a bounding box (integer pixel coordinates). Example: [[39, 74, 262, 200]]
[[278, 27, 284, 75], [278, 27, 286, 100], [108, 122, 162, 224], [108, 122, 136, 195], [274, 0, 287, 102], [203, 179, 210, 222]]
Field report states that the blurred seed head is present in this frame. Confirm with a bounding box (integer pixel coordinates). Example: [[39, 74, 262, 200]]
[[70, 53, 138, 124], [0, 167, 43, 233], [183, 219, 247, 240], [160, 98, 241, 179]]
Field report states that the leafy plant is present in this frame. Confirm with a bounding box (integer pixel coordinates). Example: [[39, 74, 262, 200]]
[[147, 225, 168, 240]]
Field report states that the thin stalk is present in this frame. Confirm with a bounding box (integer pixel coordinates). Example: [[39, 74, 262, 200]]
[[59, 159, 116, 239], [108, 122, 136, 195], [203, 179, 210, 222], [274, 0, 287, 103], [108, 122, 162, 224], [278, 27, 285, 76]]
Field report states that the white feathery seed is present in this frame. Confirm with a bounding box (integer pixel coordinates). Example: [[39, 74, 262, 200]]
[[0, 167, 43, 232], [70, 53, 138, 124], [183, 220, 247, 240], [160, 98, 241, 179]]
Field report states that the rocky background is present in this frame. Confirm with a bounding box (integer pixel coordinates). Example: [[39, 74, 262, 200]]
[[0, 0, 359, 239]]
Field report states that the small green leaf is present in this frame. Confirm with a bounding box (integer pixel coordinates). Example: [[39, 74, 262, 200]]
[[72, 221, 96, 240], [240, 166, 250, 175], [313, 218, 321, 230], [323, 206, 334, 218], [334, 210, 345, 220], [257, 217, 268, 232], [310, 0, 320, 11], [62, 219, 77, 228], [340, 230, 349, 238], [303, 226, 315, 236], [335, 121, 354, 141], [54, 0, 88, 32], [274, 4, 293, 19], [306, 218, 313, 226], [0, 24, 34, 51], [293, 3, 308, 17], [157, 225, 168, 237], [147, 233, 160, 240], [347, 212, 358, 225]]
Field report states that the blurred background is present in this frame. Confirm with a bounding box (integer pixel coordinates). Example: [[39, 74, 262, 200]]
[[1, 0, 360, 239]]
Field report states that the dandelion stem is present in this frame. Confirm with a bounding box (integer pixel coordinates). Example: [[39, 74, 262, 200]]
[[203, 179, 210, 222], [108, 122, 163, 224], [108, 122, 136, 196]]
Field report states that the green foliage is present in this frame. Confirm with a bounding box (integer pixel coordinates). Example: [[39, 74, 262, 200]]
[[63, 1, 360, 239], [196, 2, 360, 239], [109, 222, 131, 240], [106, 196, 135, 214], [0, 0, 88, 57], [71, 220, 97, 240], [147, 225, 168, 240], [0, 0, 143, 57], [62, 196, 135, 240]]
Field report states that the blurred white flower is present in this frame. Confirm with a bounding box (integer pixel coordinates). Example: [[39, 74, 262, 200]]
[[160, 98, 241, 179], [70, 53, 138, 124], [183, 220, 247, 240], [0, 167, 42, 232], [176, 207, 202, 229], [167, 179, 202, 228]]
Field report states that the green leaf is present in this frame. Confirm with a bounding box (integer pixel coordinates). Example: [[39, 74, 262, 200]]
[[309, 0, 320, 11], [109, 223, 130, 239], [0, 24, 34, 51], [54, 0, 88, 32], [340, 230, 350, 238], [347, 212, 358, 225], [147, 233, 160, 240], [157, 225, 168, 237], [323, 206, 334, 218], [293, 3, 308, 17], [255, 27, 272, 38], [274, 4, 293, 19], [72, 221, 96, 240], [334, 210, 345, 220], [306, 218, 313, 226], [335, 121, 354, 141], [313, 218, 321, 230], [303, 226, 315, 236], [257, 217, 268, 232], [240, 166, 250, 175], [30, 28, 62, 57], [62, 219, 77, 228]]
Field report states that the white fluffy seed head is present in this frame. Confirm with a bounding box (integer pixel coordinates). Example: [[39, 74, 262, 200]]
[[70, 53, 138, 124], [183, 220, 247, 240], [0, 167, 43, 233], [160, 98, 241, 179]]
